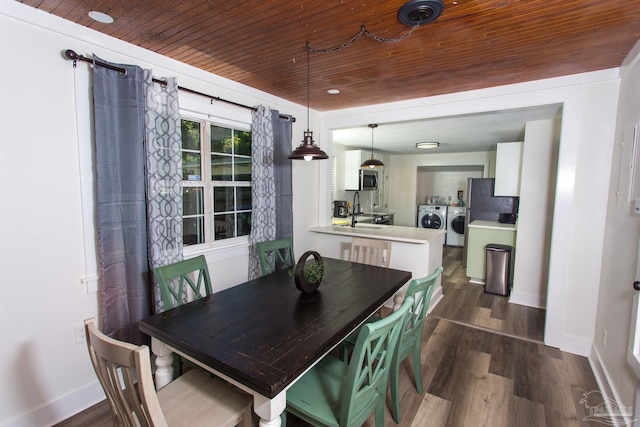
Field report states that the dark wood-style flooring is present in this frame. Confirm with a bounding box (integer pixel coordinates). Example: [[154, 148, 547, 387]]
[[430, 246, 546, 343], [56, 246, 605, 427]]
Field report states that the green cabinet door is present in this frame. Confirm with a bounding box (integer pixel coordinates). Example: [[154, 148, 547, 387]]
[[466, 227, 516, 282]]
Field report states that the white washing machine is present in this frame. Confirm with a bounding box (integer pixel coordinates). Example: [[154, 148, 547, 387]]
[[417, 205, 447, 232], [446, 206, 466, 247]]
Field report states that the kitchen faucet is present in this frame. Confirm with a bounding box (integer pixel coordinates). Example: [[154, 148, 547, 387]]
[[351, 191, 360, 227]]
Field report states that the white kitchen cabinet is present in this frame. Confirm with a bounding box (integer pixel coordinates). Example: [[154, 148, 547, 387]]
[[344, 150, 362, 190], [494, 142, 523, 196], [345, 149, 382, 190]]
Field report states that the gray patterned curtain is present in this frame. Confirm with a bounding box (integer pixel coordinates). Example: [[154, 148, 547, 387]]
[[93, 56, 182, 341], [143, 71, 183, 314], [248, 106, 293, 279]]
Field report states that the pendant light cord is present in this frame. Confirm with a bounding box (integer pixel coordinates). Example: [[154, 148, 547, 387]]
[[371, 125, 375, 155], [307, 25, 418, 54], [306, 42, 311, 132]]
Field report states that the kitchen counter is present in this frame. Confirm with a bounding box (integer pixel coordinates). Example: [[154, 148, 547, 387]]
[[468, 220, 517, 231], [310, 224, 445, 312], [311, 224, 444, 244]]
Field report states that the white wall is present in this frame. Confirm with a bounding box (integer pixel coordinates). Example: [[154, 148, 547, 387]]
[[388, 152, 494, 226], [592, 40, 640, 414], [0, 3, 315, 426], [510, 119, 560, 308], [416, 168, 484, 207], [319, 70, 621, 358]]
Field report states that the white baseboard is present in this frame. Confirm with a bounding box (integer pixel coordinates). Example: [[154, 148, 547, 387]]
[[589, 344, 634, 426], [0, 380, 105, 427], [509, 290, 546, 309], [556, 334, 593, 357]]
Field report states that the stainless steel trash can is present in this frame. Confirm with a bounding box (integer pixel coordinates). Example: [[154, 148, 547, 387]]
[[484, 244, 513, 296]]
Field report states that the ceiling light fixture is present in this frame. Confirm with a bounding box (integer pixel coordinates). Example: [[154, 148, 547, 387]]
[[361, 124, 385, 169], [88, 11, 114, 24], [398, 0, 444, 27], [288, 44, 328, 161], [416, 142, 440, 149]]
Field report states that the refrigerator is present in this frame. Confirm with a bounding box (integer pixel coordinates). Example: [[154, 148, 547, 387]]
[[462, 178, 519, 267]]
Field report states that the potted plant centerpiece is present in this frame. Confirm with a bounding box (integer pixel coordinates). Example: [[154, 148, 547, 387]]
[[294, 251, 324, 293]]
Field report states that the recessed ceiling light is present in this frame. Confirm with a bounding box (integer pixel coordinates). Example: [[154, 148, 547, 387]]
[[88, 11, 114, 24], [327, 89, 340, 95], [416, 142, 440, 149]]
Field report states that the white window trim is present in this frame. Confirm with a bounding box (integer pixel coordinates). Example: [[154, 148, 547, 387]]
[[180, 110, 253, 256]]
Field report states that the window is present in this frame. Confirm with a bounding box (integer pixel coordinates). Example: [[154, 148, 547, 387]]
[[181, 118, 252, 247]]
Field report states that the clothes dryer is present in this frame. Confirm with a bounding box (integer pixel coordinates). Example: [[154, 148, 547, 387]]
[[417, 205, 447, 231], [446, 206, 466, 247]]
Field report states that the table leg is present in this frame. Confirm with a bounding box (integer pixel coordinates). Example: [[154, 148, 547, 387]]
[[393, 291, 405, 311], [253, 391, 285, 427], [150, 337, 174, 389]]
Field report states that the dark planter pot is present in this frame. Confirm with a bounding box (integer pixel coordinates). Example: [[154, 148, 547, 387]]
[[294, 251, 324, 294]]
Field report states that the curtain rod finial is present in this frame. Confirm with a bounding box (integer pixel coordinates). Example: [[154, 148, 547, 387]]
[[63, 49, 78, 60]]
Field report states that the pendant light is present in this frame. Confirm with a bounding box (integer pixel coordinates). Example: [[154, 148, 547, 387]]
[[288, 44, 328, 161], [361, 124, 385, 168]]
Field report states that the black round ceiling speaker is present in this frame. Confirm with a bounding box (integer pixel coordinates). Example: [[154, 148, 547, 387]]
[[398, 0, 444, 26]]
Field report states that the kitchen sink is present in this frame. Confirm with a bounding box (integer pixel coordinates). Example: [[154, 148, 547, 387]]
[[354, 223, 386, 229], [335, 223, 385, 229]]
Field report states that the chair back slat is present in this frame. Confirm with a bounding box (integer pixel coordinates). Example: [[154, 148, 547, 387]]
[[256, 238, 294, 276], [154, 255, 212, 311], [349, 237, 392, 268], [403, 266, 443, 348], [340, 296, 413, 427], [85, 318, 166, 427]]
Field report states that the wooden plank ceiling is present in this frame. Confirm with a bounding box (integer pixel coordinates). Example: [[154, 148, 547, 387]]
[[19, 0, 640, 111]]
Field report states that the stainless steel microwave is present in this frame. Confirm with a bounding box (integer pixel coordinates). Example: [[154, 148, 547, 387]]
[[360, 169, 378, 190]]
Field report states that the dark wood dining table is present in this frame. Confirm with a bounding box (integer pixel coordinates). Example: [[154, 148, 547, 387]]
[[139, 257, 411, 427]]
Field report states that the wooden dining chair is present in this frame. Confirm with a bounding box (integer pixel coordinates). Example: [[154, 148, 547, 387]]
[[154, 255, 212, 311], [349, 237, 392, 268], [284, 296, 414, 427], [350, 237, 393, 316], [389, 266, 443, 423], [84, 318, 252, 427], [255, 238, 294, 276], [153, 255, 212, 376]]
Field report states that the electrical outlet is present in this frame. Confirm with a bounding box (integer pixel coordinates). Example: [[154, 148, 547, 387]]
[[74, 324, 86, 344], [602, 328, 608, 347]]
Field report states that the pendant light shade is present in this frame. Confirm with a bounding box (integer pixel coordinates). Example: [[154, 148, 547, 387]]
[[288, 131, 329, 161], [361, 124, 384, 168], [288, 44, 328, 161]]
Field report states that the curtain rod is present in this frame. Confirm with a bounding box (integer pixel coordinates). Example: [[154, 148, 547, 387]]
[[63, 49, 295, 122]]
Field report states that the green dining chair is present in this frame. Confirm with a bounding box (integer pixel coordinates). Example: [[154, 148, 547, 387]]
[[284, 296, 414, 427], [154, 255, 213, 311], [153, 255, 213, 377], [255, 238, 294, 276], [389, 266, 443, 423]]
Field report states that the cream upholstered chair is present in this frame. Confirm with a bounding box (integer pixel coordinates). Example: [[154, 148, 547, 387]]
[[84, 318, 252, 427], [350, 237, 394, 317], [349, 237, 392, 268]]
